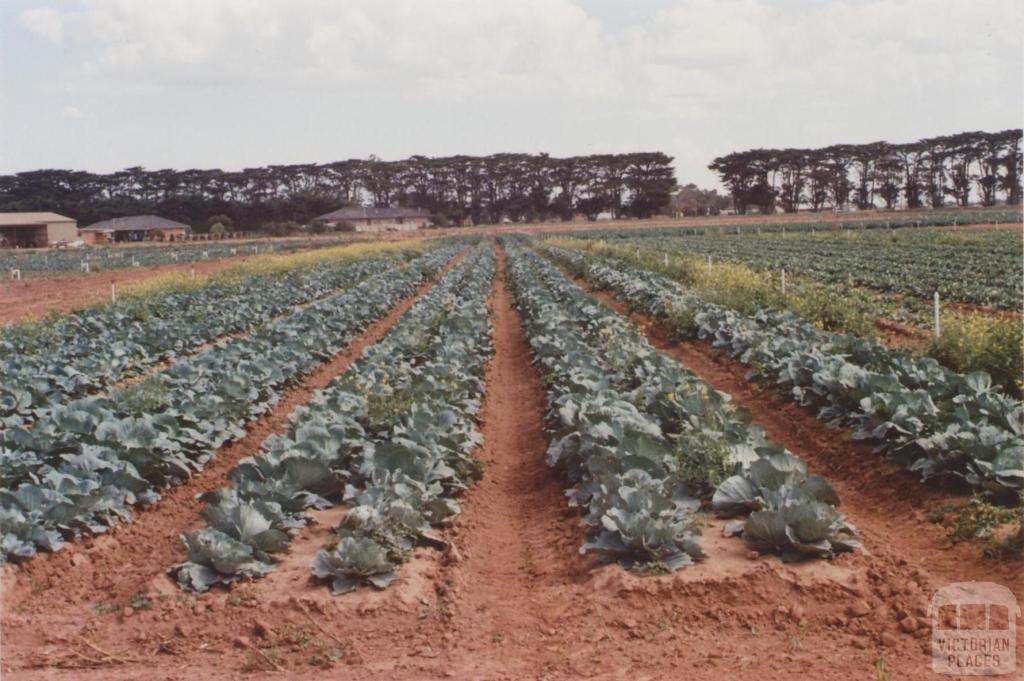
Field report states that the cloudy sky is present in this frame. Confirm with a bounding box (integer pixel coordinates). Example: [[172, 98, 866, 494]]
[[1, 0, 1021, 187]]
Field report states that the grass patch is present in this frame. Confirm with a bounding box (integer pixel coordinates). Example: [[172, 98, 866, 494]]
[[926, 311, 1023, 397]]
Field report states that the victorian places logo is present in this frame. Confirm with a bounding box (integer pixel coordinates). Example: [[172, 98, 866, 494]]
[[930, 582, 1018, 676]]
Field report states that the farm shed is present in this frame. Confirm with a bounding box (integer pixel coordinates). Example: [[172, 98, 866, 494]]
[[0, 212, 78, 248], [79, 215, 191, 244], [313, 206, 431, 233]]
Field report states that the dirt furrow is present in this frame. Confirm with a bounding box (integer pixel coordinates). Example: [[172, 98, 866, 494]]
[[424, 244, 590, 678]]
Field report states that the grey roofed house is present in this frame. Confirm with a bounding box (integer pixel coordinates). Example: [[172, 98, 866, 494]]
[[313, 205, 431, 232], [314, 206, 430, 222], [80, 214, 191, 232]]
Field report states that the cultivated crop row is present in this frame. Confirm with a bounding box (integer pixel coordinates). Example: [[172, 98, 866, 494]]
[[542, 244, 1023, 497], [0, 247, 460, 561], [566, 208, 1020, 240], [592, 228, 1022, 309], [173, 246, 496, 592], [0, 247, 416, 430], [504, 241, 858, 568]]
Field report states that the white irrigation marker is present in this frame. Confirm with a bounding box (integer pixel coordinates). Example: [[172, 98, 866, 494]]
[[781, 268, 786, 296], [707, 254, 712, 276], [933, 292, 941, 338]]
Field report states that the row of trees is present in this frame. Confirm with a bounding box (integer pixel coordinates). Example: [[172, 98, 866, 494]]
[[709, 129, 1023, 214], [0, 153, 676, 229]]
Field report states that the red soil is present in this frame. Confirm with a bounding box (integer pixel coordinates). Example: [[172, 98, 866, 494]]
[[0, 259, 245, 325], [2, 245, 1022, 680]]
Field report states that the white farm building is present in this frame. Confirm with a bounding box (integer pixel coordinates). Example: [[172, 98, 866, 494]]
[[313, 206, 431, 233]]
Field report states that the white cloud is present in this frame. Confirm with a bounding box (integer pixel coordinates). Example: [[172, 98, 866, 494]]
[[34, 0, 611, 99], [62, 105, 83, 119], [6, 0, 1022, 183], [17, 0, 1022, 106], [19, 7, 64, 43]]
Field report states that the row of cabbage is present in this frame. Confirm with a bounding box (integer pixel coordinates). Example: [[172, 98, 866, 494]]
[[504, 241, 859, 569], [541, 244, 1023, 498], [0, 247, 460, 561], [173, 246, 495, 593], [562, 208, 1019, 239], [595, 229, 1022, 309], [0, 251, 415, 431], [0, 237, 360, 276]]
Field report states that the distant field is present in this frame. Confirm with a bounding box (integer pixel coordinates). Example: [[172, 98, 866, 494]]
[[593, 226, 1024, 309]]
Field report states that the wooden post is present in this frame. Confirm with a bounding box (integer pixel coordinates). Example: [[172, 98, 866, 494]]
[[191, 266, 196, 280], [707, 255, 712, 276], [781, 268, 786, 296], [663, 253, 668, 267], [111, 282, 116, 304], [933, 292, 941, 338]]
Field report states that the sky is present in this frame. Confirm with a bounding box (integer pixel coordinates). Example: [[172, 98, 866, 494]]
[[0, 0, 1021, 188]]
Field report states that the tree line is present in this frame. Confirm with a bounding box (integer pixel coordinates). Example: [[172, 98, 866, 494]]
[[0, 152, 676, 230], [709, 129, 1023, 214]]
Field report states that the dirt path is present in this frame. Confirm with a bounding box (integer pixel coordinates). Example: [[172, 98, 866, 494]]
[[0, 258, 247, 325], [423, 245, 591, 678]]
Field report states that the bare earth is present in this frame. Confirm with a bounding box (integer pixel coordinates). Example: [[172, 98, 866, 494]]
[[0, 259, 248, 325]]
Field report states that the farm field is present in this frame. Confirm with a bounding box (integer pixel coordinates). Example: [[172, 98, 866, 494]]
[[546, 224, 1024, 398], [0, 230, 1021, 681], [582, 226, 1024, 309], [4, 0, 1021, 676]]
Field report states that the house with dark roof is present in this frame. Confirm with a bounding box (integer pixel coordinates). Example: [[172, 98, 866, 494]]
[[79, 215, 191, 243], [312, 206, 431, 233]]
